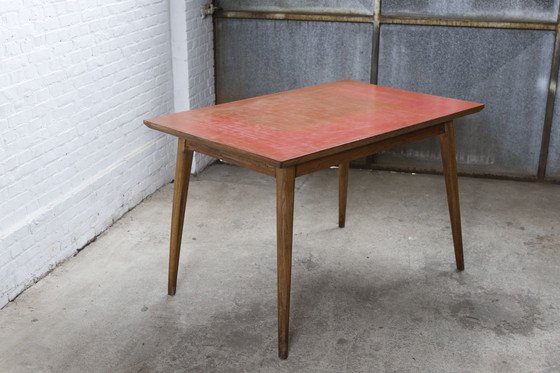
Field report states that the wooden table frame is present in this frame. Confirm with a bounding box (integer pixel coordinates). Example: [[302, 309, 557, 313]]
[[166, 120, 462, 359]]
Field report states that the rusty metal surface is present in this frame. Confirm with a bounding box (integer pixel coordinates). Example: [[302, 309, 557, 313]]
[[215, 10, 557, 30], [377, 25, 555, 177], [380, 16, 556, 31], [369, 0, 381, 83], [215, 10, 373, 23], [546, 79, 560, 178], [382, 0, 560, 23], [215, 0, 374, 16], [540, 26, 560, 179], [370, 20, 380, 83], [214, 18, 372, 104], [547, 121, 560, 178]]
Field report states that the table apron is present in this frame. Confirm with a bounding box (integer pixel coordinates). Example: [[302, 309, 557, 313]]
[[295, 123, 446, 177], [186, 138, 277, 176]]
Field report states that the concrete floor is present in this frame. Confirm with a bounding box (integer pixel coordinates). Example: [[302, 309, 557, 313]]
[[1, 164, 560, 372]]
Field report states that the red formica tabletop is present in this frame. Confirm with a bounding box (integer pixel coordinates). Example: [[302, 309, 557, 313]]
[[144, 80, 483, 165]]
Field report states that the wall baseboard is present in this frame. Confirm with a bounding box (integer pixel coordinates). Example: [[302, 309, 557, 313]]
[[0, 135, 175, 309]]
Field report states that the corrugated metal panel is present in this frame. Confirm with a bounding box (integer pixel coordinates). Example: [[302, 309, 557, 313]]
[[382, 0, 560, 22], [376, 25, 554, 177], [215, 18, 373, 104], [546, 93, 560, 178], [216, 0, 375, 16]]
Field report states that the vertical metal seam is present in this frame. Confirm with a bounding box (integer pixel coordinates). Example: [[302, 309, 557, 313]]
[[363, 0, 383, 168], [537, 7, 560, 180], [212, 3, 220, 105], [370, 0, 382, 85]]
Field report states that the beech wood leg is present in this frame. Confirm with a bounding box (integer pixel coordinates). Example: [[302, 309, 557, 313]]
[[439, 121, 464, 271], [276, 167, 295, 359], [168, 138, 194, 295], [338, 162, 349, 228]]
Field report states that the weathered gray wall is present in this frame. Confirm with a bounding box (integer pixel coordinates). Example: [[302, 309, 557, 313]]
[[215, 19, 373, 103], [381, 0, 560, 22], [214, 0, 560, 181], [377, 26, 554, 176]]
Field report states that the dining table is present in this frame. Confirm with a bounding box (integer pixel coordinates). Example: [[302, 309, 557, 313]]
[[144, 80, 484, 359]]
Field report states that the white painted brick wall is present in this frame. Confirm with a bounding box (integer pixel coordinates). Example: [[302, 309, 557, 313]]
[[0, 0, 179, 308]]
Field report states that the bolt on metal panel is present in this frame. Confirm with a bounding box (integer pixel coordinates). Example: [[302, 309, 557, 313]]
[[215, 18, 373, 104], [216, 0, 375, 16], [377, 25, 554, 177], [382, 0, 560, 22]]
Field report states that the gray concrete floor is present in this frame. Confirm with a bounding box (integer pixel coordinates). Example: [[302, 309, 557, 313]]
[[1, 164, 560, 372]]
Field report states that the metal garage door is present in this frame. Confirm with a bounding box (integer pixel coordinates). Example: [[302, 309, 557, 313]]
[[213, 0, 560, 182]]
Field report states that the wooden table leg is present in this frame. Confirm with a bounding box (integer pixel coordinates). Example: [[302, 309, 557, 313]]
[[168, 138, 194, 295], [338, 162, 349, 228], [439, 121, 464, 271], [276, 167, 295, 359]]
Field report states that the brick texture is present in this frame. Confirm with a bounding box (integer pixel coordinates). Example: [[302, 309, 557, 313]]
[[0, 0, 177, 308]]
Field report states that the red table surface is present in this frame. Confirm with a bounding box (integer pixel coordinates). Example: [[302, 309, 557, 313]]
[[144, 80, 483, 163]]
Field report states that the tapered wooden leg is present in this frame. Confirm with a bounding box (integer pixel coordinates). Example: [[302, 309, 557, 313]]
[[439, 121, 464, 271], [276, 167, 295, 360], [338, 162, 349, 228], [168, 138, 194, 295]]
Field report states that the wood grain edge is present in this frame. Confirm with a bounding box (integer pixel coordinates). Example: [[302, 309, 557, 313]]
[[295, 124, 446, 177]]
